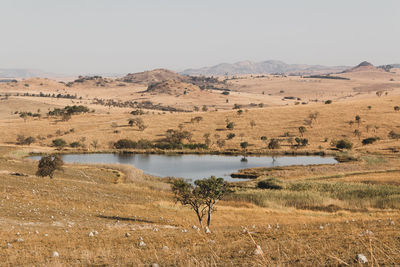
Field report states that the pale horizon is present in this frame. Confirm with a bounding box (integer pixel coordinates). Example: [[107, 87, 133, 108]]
[[1, 0, 400, 75]]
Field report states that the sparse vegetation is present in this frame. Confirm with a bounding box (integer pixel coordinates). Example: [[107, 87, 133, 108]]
[[35, 154, 64, 179], [172, 176, 228, 228], [334, 139, 353, 150], [226, 122, 235, 130], [362, 137, 380, 145], [268, 138, 280, 149], [16, 135, 35, 145], [52, 138, 67, 149]]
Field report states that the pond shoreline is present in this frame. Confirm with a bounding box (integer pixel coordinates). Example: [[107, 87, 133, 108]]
[[28, 147, 340, 158], [28, 152, 339, 183]]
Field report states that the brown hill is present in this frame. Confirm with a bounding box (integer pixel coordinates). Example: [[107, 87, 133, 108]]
[[121, 69, 188, 85], [344, 61, 385, 73], [144, 80, 201, 96]]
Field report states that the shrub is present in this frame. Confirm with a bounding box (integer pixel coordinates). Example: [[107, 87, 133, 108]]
[[114, 139, 154, 149], [130, 109, 145, 115], [233, 104, 241, 109], [183, 143, 208, 150], [240, 142, 248, 150], [165, 129, 192, 144], [135, 139, 154, 149], [388, 130, 400, 139], [36, 155, 64, 179], [268, 139, 280, 149], [295, 137, 308, 147], [128, 117, 147, 131], [52, 138, 67, 148], [226, 122, 235, 130], [16, 135, 35, 145], [48, 105, 89, 116], [298, 126, 306, 136], [257, 178, 283, 190], [227, 133, 235, 140], [335, 139, 353, 150], [325, 100, 332, 104], [362, 137, 380, 145], [69, 141, 82, 148], [190, 116, 203, 123], [114, 139, 136, 149]]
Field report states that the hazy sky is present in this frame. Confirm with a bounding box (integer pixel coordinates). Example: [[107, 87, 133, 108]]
[[1, 0, 399, 74]]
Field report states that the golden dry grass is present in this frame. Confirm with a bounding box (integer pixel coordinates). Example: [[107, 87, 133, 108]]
[[3, 93, 400, 157], [1, 71, 400, 265], [1, 146, 399, 266]]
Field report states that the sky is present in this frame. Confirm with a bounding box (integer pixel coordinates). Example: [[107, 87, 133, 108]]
[[1, 0, 399, 75]]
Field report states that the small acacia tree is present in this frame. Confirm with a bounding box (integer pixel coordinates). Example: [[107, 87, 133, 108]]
[[172, 176, 228, 228], [226, 122, 235, 130], [128, 118, 147, 131], [36, 155, 64, 179], [298, 126, 306, 137]]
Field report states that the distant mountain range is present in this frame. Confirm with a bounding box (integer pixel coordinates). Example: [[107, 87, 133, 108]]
[[1, 61, 400, 79], [181, 60, 400, 76], [0, 68, 57, 79]]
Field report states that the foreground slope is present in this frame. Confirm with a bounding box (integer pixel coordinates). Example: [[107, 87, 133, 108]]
[[0, 146, 399, 265]]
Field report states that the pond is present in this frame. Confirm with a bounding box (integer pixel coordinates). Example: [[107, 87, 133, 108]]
[[30, 153, 337, 182]]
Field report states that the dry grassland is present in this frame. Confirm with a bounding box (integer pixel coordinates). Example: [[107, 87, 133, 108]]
[[1, 69, 400, 265]]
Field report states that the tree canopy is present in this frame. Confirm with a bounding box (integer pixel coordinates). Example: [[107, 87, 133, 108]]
[[36, 155, 64, 179]]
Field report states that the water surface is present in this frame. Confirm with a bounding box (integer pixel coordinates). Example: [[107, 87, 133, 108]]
[[30, 153, 337, 182]]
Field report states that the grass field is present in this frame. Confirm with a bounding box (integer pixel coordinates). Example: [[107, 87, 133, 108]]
[[0, 146, 399, 265], [1, 69, 400, 265]]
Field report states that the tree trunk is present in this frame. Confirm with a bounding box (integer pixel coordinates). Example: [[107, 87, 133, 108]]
[[207, 207, 212, 227], [196, 210, 203, 228]]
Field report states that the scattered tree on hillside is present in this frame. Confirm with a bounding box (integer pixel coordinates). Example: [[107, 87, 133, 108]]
[[203, 133, 211, 147], [226, 122, 235, 130], [91, 139, 99, 149], [355, 115, 361, 126], [298, 126, 306, 137], [171, 176, 228, 228], [52, 138, 67, 149], [128, 118, 147, 131], [226, 133, 235, 140], [190, 116, 203, 123], [216, 139, 225, 148], [20, 113, 28, 122], [394, 106, 400, 112], [260, 136, 268, 143], [130, 109, 145, 116], [295, 137, 308, 147], [165, 129, 192, 144], [353, 129, 361, 140], [36, 155, 64, 179], [16, 135, 35, 145], [240, 141, 249, 158], [268, 139, 280, 149], [333, 139, 353, 150]]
